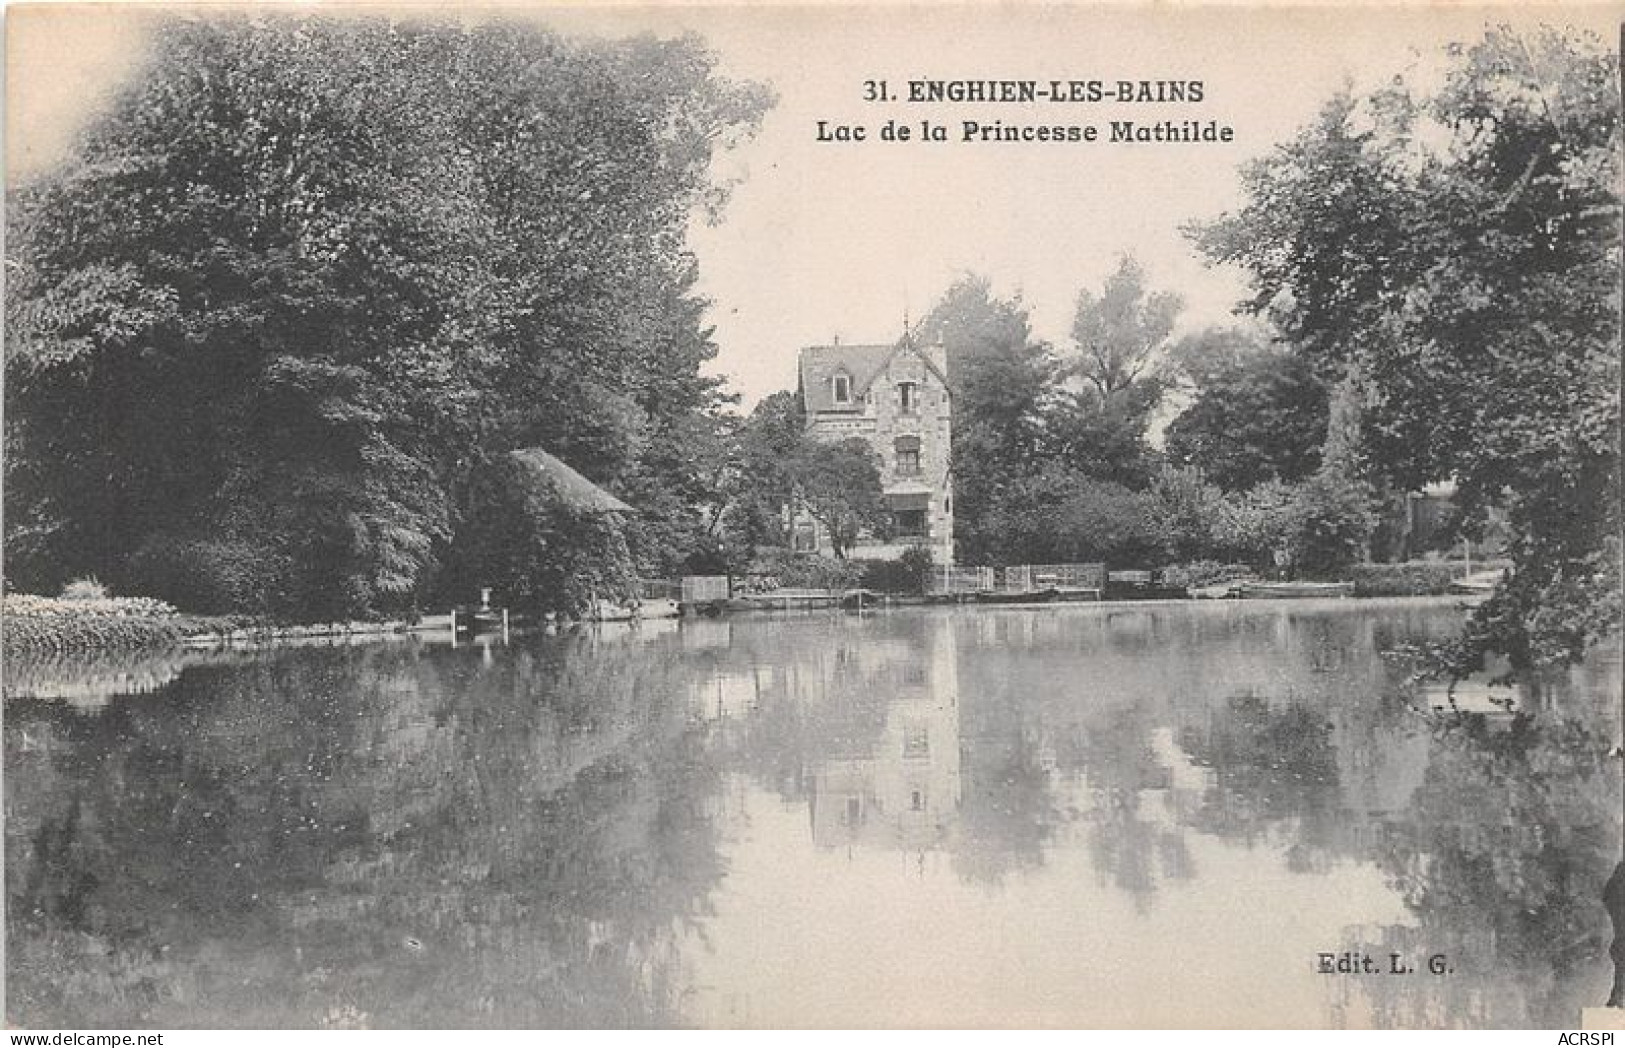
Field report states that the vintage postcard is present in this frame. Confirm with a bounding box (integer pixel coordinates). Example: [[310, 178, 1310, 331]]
[[5, 0, 1623, 1031]]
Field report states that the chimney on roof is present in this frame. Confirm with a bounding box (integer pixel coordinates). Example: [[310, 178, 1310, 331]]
[[833, 334, 840, 346]]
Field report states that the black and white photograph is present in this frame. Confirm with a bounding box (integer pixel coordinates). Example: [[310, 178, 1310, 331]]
[[4, 0, 1623, 1031]]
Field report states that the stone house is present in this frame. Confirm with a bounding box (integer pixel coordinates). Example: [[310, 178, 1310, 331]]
[[796, 331, 954, 563]]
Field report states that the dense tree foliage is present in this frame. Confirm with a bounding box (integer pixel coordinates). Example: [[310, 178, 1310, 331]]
[[1050, 257, 1176, 487], [711, 391, 805, 554], [1068, 255, 1180, 413], [710, 392, 886, 561], [1165, 329, 1330, 491], [917, 276, 1058, 564], [448, 457, 638, 618], [1191, 26, 1620, 666], [979, 468, 1167, 566], [791, 438, 886, 559], [1285, 467, 1378, 576], [916, 270, 1174, 565], [5, 17, 771, 617]]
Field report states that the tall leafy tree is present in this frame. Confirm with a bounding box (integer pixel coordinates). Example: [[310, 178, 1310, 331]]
[[713, 391, 887, 561], [917, 275, 1057, 563], [1191, 25, 1620, 668], [914, 269, 1179, 563], [789, 438, 886, 560], [1067, 255, 1181, 413], [714, 391, 808, 555], [1165, 328, 1330, 491], [6, 18, 772, 617], [1042, 257, 1183, 490]]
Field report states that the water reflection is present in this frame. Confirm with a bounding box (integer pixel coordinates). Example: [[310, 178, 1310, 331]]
[[677, 603, 1619, 1027], [6, 602, 1620, 1028], [806, 620, 961, 854], [7, 632, 722, 1028]]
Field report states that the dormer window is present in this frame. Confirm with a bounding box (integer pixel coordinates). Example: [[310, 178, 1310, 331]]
[[897, 381, 918, 415], [832, 372, 852, 405]]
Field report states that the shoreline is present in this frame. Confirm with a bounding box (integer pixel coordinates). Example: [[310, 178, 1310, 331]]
[[177, 619, 417, 649], [4, 586, 1489, 663], [2, 593, 1493, 709], [1, 594, 425, 661]]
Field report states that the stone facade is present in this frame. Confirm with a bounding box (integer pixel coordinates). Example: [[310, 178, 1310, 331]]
[[797, 333, 954, 563]]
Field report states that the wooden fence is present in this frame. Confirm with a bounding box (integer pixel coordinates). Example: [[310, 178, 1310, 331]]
[[1023, 563, 1108, 591], [679, 575, 731, 603], [928, 565, 997, 594], [929, 563, 1105, 595]]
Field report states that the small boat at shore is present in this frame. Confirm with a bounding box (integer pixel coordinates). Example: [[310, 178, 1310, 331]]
[[587, 597, 680, 622], [1188, 580, 1246, 599], [452, 607, 510, 632], [589, 579, 682, 622], [1448, 569, 1505, 596], [839, 588, 882, 610], [974, 587, 1059, 604], [1236, 580, 1354, 599]]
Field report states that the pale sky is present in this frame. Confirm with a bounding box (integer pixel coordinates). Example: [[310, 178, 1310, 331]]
[[9, 2, 1623, 405]]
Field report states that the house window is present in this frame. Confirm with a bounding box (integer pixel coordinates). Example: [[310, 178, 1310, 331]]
[[894, 509, 927, 537], [897, 381, 918, 415], [832, 373, 851, 405], [894, 435, 921, 476]]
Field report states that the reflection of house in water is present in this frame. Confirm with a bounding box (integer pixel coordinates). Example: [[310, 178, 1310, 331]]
[[808, 618, 962, 851], [684, 615, 968, 852]]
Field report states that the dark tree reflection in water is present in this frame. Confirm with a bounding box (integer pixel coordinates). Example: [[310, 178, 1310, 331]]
[[951, 709, 1059, 888], [1335, 714, 1621, 1027], [6, 633, 725, 1028], [6, 603, 1620, 1028], [1177, 695, 1346, 870], [1076, 702, 1187, 911]]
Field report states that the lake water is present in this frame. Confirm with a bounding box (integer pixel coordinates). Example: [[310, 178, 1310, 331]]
[[5, 599, 1620, 1029]]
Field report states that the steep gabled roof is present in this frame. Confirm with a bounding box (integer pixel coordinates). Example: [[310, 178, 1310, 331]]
[[508, 448, 635, 514], [799, 343, 894, 413], [799, 335, 950, 413]]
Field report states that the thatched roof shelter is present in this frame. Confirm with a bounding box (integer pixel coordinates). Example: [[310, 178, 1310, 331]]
[[507, 448, 635, 515]]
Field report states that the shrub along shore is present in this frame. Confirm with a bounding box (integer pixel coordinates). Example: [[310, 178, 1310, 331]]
[[1345, 561, 1505, 598], [0, 594, 265, 659], [5, 595, 183, 656], [1, 593, 426, 660]]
